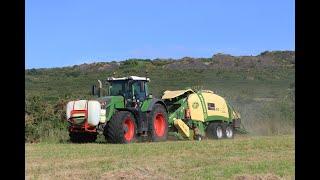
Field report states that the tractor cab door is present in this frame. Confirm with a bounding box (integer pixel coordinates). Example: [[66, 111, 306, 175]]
[[130, 81, 147, 101]]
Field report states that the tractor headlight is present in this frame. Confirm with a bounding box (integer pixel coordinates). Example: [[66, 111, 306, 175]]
[[100, 109, 107, 123], [100, 101, 107, 109]]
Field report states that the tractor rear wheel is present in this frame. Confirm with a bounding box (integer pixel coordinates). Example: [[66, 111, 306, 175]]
[[148, 104, 168, 142], [104, 111, 137, 144], [206, 122, 224, 139], [69, 133, 97, 143]]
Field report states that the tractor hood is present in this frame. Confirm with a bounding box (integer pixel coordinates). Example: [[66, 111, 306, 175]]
[[96, 96, 124, 109], [96, 96, 125, 122], [96, 96, 113, 108]]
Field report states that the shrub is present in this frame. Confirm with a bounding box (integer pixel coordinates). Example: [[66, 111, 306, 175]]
[[25, 96, 69, 143]]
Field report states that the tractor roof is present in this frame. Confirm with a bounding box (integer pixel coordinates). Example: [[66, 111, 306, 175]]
[[107, 76, 150, 82]]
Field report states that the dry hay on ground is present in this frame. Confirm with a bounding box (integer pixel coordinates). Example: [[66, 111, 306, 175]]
[[234, 173, 288, 180]]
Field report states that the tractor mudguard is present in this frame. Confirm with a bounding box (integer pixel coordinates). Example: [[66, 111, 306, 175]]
[[146, 98, 168, 112]]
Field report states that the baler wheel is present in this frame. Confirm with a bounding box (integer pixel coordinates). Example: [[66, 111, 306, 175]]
[[148, 104, 168, 142], [206, 122, 224, 139], [223, 124, 234, 139], [104, 111, 137, 144]]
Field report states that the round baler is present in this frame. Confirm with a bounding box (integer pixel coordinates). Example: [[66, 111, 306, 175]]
[[162, 89, 242, 140]]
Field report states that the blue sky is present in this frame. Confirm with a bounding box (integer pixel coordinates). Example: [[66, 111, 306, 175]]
[[26, 0, 295, 69]]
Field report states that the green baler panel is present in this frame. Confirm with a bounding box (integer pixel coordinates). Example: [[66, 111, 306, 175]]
[[205, 115, 230, 122], [167, 98, 188, 125]]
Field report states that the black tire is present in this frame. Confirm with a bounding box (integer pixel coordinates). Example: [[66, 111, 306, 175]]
[[148, 104, 168, 142], [223, 123, 234, 139], [206, 122, 224, 139], [104, 111, 137, 144], [194, 134, 202, 141], [69, 133, 97, 143]]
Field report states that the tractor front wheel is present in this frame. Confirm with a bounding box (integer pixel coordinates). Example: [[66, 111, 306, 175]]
[[148, 104, 168, 142], [104, 111, 137, 144]]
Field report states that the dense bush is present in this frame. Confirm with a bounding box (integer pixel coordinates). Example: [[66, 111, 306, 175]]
[[25, 96, 69, 143]]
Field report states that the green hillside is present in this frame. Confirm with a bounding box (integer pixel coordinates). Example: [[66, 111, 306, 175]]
[[25, 51, 295, 142]]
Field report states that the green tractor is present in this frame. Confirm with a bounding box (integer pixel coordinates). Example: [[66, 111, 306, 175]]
[[66, 76, 169, 143]]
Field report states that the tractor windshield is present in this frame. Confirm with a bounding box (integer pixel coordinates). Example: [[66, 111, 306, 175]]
[[131, 81, 147, 100], [109, 80, 128, 96]]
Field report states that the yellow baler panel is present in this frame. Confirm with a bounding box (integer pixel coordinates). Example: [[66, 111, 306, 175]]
[[162, 89, 194, 99], [187, 93, 205, 122], [174, 119, 190, 137], [201, 92, 229, 119]]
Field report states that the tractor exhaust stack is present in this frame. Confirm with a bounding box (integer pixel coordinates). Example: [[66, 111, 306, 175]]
[[97, 80, 102, 97]]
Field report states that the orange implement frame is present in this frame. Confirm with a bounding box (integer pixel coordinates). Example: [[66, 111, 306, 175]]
[[68, 109, 97, 133]]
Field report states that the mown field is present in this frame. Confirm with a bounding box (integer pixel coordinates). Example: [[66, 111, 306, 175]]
[[26, 135, 294, 180]]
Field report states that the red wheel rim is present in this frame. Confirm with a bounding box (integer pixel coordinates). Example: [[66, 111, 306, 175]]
[[124, 117, 135, 141], [154, 113, 165, 137]]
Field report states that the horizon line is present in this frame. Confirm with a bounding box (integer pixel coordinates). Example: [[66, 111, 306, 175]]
[[25, 49, 295, 70]]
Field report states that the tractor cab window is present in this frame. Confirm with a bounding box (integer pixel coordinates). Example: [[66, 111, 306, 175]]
[[130, 81, 147, 100], [109, 81, 128, 97]]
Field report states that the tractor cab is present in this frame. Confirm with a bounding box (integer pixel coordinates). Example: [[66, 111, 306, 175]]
[[107, 76, 150, 102], [91, 76, 152, 108]]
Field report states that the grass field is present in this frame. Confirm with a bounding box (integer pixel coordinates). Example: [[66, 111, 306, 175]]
[[26, 135, 294, 180]]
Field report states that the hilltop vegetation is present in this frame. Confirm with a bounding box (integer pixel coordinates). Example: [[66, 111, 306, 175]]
[[25, 51, 295, 142]]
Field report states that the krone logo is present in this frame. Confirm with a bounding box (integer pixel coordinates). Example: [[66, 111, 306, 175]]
[[192, 102, 199, 109]]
